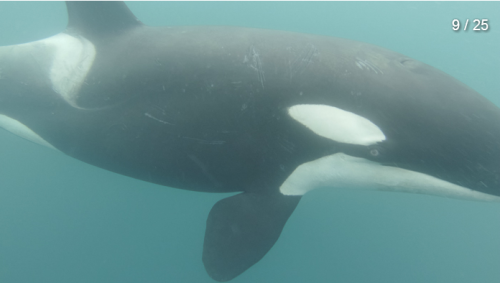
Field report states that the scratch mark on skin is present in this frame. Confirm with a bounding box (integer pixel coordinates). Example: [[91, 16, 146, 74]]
[[248, 46, 265, 88], [153, 106, 167, 115], [217, 130, 238, 134], [144, 112, 174, 125], [182, 136, 226, 145], [286, 43, 319, 81], [278, 138, 296, 154], [187, 154, 222, 187], [355, 57, 383, 74]]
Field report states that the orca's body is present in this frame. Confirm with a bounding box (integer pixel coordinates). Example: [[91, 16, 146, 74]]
[[0, 2, 499, 281]]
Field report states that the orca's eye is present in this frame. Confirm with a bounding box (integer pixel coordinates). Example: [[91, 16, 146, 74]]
[[370, 148, 379, 157], [400, 58, 418, 68], [400, 59, 410, 65]]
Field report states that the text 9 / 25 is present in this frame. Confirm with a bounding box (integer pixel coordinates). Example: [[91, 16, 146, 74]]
[[452, 19, 489, 31]]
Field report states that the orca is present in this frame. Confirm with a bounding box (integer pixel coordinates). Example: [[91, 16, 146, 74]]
[[0, 2, 499, 281]]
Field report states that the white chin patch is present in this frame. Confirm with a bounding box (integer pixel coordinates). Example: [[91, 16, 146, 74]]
[[280, 153, 500, 202], [288, 104, 385, 146], [0, 115, 57, 150]]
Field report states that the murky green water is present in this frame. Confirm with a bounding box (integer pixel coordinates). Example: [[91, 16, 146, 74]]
[[1, 2, 499, 283]]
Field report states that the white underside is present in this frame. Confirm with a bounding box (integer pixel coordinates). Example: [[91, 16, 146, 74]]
[[280, 153, 500, 202], [0, 114, 57, 150]]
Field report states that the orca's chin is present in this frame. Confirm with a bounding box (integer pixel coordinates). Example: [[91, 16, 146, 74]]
[[280, 153, 500, 202]]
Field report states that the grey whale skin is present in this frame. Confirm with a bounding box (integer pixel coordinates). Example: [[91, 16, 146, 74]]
[[0, 2, 499, 281]]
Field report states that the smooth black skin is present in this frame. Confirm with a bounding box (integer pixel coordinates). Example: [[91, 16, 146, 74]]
[[1, 2, 499, 281]]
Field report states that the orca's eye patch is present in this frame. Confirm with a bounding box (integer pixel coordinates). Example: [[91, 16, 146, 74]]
[[288, 104, 386, 146]]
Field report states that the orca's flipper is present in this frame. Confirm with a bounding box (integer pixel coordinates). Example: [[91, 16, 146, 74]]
[[65, 1, 142, 39], [203, 192, 301, 282]]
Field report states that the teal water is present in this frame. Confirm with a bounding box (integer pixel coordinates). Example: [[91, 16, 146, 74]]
[[1, 2, 499, 283]]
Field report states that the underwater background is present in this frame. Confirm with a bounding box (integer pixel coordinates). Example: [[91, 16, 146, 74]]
[[0, 2, 499, 283]]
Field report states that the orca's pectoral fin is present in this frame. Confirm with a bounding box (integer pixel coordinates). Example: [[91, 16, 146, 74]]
[[203, 192, 301, 282]]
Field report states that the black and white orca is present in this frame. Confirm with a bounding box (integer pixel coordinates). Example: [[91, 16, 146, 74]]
[[1, 2, 499, 281]]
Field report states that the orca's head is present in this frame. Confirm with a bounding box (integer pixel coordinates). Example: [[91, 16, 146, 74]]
[[282, 56, 500, 201]]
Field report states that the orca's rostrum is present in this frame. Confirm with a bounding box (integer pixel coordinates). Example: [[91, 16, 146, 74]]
[[0, 2, 499, 281]]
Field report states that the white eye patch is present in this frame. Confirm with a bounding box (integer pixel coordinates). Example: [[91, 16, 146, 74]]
[[288, 104, 385, 146]]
